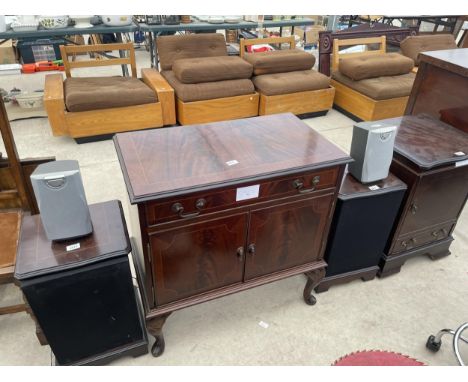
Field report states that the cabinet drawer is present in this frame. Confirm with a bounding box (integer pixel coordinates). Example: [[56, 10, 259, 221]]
[[145, 167, 339, 226], [397, 166, 468, 235], [392, 222, 454, 254]]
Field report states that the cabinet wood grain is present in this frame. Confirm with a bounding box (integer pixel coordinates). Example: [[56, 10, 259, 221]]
[[114, 113, 351, 356], [379, 115, 468, 277]]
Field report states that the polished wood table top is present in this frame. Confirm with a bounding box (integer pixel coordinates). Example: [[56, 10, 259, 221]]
[[114, 113, 351, 203], [419, 48, 468, 77], [339, 171, 407, 200], [15, 200, 130, 280], [392, 114, 468, 169]]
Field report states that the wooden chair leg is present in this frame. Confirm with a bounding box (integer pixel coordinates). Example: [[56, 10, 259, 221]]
[[0, 303, 27, 315]]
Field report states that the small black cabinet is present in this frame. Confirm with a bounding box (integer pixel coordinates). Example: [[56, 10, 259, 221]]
[[315, 172, 406, 293], [15, 200, 148, 365]]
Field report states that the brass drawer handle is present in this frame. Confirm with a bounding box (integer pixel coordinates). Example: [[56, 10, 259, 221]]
[[292, 176, 320, 194], [402, 238, 417, 249], [172, 198, 206, 219], [432, 228, 449, 238], [248, 243, 256, 256], [236, 247, 244, 261]]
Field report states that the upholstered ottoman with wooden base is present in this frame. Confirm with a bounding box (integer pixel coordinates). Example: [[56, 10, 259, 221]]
[[44, 42, 175, 142], [241, 36, 334, 117], [157, 33, 259, 125], [330, 36, 415, 121]]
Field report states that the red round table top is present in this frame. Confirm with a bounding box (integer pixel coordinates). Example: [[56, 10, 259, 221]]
[[333, 350, 426, 366]]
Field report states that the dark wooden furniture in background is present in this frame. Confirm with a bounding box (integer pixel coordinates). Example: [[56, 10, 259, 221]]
[[0, 95, 55, 217], [341, 16, 461, 36], [319, 23, 418, 76], [1, 98, 33, 212], [405, 49, 468, 134], [14, 200, 148, 365], [0, 97, 54, 317], [0, 210, 24, 315], [315, 172, 407, 293], [0, 156, 57, 214], [114, 113, 352, 357], [380, 114, 468, 277], [381, 16, 461, 35]]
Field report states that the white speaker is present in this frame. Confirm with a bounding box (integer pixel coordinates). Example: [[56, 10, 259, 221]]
[[348, 119, 398, 183], [30, 160, 93, 241]]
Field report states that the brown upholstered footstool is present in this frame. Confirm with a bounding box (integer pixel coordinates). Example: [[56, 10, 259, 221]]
[[241, 36, 335, 116]]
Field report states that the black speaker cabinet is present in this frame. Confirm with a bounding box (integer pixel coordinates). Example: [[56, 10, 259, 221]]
[[15, 200, 148, 365], [315, 172, 407, 293]]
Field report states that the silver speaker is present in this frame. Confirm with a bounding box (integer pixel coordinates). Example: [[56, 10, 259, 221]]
[[348, 119, 398, 183], [30, 160, 93, 241]]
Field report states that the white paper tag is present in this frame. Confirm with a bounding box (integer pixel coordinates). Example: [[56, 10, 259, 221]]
[[66, 243, 80, 251], [454, 151, 466, 156], [368, 185, 380, 191], [236, 185, 260, 201], [258, 321, 269, 329], [226, 159, 239, 166], [455, 159, 468, 167]]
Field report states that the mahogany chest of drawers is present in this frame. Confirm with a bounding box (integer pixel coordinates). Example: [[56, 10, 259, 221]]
[[405, 49, 468, 134], [379, 114, 468, 277], [114, 113, 351, 356]]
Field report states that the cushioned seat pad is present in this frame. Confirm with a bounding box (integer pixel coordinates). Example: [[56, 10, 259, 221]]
[[400, 35, 458, 65], [339, 53, 414, 81], [173, 56, 253, 84], [64, 77, 157, 112], [252, 70, 330, 96], [162, 71, 255, 102], [244, 49, 315, 75], [332, 71, 415, 100], [157, 33, 228, 71]]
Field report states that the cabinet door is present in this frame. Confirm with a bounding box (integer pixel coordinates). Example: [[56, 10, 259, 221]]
[[399, 166, 468, 235], [149, 214, 247, 306], [244, 194, 334, 281]]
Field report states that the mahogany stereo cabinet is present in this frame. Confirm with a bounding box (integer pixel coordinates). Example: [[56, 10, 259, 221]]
[[114, 113, 352, 356], [405, 49, 468, 133], [14, 200, 148, 366], [379, 114, 468, 277], [315, 171, 407, 293]]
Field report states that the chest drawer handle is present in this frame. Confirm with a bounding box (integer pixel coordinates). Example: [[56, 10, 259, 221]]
[[432, 228, 449, 238], [248, 243, 256, 256], [292, 176, 320, 194], [236, 247, 244, 261], [171, 198, 206, 219], [410, 203, 418, 215], [402, 238, 417, 249]]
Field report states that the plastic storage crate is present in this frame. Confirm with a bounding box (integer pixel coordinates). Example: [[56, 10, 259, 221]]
[[17, 38, 66, 64]]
